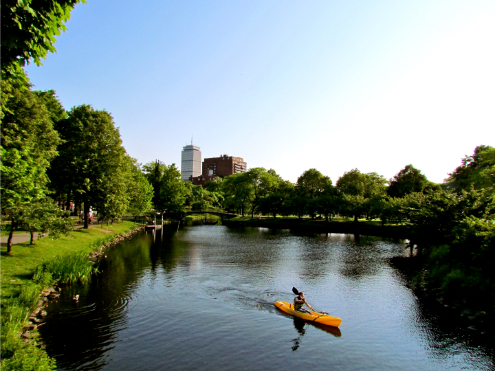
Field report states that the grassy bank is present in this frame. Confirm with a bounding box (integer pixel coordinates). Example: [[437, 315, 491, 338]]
[[222, 216, 411, 238], [1, 221, 140, 298], [1, 220, 141, 370]]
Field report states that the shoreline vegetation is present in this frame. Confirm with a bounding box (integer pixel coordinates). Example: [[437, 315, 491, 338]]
[[222, 216, 411, 239], [0, 220, 143, 370]]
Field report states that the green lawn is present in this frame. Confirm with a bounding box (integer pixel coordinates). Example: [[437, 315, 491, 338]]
[[1, 221, 140, 298]]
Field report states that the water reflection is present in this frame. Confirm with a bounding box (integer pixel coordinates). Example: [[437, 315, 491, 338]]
[[292, 318, 306, 351], [39, 225, 494, 371], [274, 305, 343, 353]]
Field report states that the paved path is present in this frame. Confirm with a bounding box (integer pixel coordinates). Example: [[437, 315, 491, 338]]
[[1, 232, 40, 246], [1, 224, 85, 246]]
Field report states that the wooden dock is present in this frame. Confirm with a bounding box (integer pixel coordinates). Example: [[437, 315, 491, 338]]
[[145, 224, 162, 230]]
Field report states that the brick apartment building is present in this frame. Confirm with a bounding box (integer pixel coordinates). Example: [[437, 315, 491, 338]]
[[190, 154, 247, 185]]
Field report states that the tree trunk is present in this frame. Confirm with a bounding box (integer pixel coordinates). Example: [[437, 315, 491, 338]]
[[7, 222, 15, 254], [354, 215, 358, 223], [84, 203, 89, 229], [66, 188, 72, 214]]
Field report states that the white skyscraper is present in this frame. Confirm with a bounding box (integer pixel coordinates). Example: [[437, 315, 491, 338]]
[[181, 144, 201, 181]]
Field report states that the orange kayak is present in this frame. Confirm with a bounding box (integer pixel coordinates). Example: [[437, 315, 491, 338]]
[[274, 301, 342, 328]]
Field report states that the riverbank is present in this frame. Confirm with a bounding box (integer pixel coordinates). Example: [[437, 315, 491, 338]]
[[1, 220, 143, 370], [222, 216, 411, 239]]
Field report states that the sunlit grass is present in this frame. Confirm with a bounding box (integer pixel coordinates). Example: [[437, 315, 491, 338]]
[[1, 221, 139, 298]]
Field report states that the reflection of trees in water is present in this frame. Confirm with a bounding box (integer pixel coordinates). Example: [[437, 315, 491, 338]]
[[195, 226, 287, 270], [337, 234, 405, 280], [40, 232, 156, 370], [292, 233, 386, 281], [296, 233, 340, 280], [391, 259, 495, 366], [417, 298, 495, 367]]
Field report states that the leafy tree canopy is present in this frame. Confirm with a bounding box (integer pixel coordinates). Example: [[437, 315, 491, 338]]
[[127, 159, 154, 217], [1, 0, 85, 79], [143, 160, 168, 210], [50, 104, 128, 227], [388, 164, 434, 198], [159, 164, 189, 212], [34, 89, 67, 123], [296, 168, 332, 199], [1, 74, 62, 252], [446, 145, 495, 193], [336, 169, 386, 198]]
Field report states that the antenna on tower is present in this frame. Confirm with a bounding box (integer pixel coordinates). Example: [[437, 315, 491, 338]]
[[191, 135, 193, 145]]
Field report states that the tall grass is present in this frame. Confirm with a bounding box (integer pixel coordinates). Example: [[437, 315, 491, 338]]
[[1, 281, 56, 370], [33, 252, 97, 285]]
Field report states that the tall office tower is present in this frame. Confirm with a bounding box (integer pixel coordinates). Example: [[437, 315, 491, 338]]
[[181, 144, 202, 181]]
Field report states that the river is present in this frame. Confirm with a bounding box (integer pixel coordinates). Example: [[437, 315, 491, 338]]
[[39, 224, 494, 370]]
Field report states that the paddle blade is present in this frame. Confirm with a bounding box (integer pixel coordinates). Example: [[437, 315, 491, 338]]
[[292, 287, 300, 295]]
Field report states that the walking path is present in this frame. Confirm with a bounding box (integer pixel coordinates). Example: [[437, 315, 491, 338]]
[[1, 224, 86, 246]]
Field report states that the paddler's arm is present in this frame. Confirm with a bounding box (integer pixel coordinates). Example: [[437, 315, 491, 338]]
[[304, 299, 314, 311]]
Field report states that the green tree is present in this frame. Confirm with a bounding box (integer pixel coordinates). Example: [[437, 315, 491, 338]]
[[245, 168, 279, 217], [259, 173, 293, 218], [49, 104, 129, 228], [95, 153, 133, 224], [445, 145, 495, 192], [33, 90, 67, 123], [159, 164, 189, 212], [294, 169, 332, 218], [296, 168, 331, 199], [33, 90, 72, 209], [126, 159, 154, 219], [388, 164, 436, 198], [205, 177, 223, 193], [221, 173, 253, 216], [143, 160, 168, 210], [1, 0, 84, 79], [1, 76, 61, 252], [317, 185, 341, 221], [336, 169, 387, 222], [20, 198, 73, 244], [189, 185, 223, 211]]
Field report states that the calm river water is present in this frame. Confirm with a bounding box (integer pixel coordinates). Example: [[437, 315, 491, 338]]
[[40, 224, 494, 370]]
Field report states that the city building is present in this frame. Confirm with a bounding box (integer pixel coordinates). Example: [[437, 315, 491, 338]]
[[190, 154, 247, 185], [188, 174, 217, 186], [181, 144, 201, 181], [202, 154, 247, 177]]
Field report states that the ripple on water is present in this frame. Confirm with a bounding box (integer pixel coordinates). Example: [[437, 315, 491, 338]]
[[40, 226, 495, 371]]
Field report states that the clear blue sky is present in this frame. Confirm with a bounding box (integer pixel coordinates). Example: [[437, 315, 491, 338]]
[[25, 0, 495, 184]]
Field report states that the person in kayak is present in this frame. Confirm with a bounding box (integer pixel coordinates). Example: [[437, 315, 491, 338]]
[[294, 291, 314, 313]]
